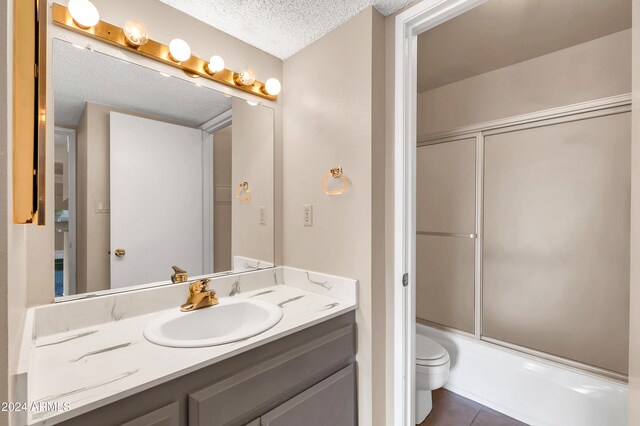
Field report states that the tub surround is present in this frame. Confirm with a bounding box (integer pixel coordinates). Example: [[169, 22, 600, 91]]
[[418, 323, 628, 426], [17, 267, 357, 426]]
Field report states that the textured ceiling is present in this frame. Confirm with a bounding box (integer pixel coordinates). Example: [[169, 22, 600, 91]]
[[54, 39, 231, 128], [158, 0, 414, 59], [417, 0, 631, 92]]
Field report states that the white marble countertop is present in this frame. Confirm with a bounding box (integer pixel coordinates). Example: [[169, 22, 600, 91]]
[[21, 267, 357, 425]]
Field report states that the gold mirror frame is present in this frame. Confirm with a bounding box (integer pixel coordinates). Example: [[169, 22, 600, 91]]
[[13, 0, 47, 224]]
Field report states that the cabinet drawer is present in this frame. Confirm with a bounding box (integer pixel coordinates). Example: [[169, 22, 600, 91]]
[[121, 401, 180, 426], [260, 364, 356, 426], [188, 324, 355, 426]]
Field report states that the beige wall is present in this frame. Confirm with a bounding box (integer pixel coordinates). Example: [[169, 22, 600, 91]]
[[417, 29, 632, 135], [2, 1, 31, 425], [213, 125, 232, 272], [629, 0, 640, 422], [231, 98, 275, 264], [1, 2, 12, 425], [282, 7, 385, 425], [76, 103, 111, 293]]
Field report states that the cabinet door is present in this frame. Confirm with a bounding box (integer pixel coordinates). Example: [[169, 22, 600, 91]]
[[260, 364, 356, 426], [188, 324, 354, 426], [121, 401, 180, 426]]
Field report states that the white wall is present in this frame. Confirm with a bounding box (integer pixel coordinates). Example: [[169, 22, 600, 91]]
[[282, 7, 386, 425], [417, 30, 631, 135]]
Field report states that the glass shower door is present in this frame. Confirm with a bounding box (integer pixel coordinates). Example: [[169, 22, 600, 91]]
[[416, 137, 477, 333], [482, 112, 631, 375]]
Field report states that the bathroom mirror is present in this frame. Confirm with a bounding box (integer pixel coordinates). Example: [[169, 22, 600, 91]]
[[52, 38, 275, 299]]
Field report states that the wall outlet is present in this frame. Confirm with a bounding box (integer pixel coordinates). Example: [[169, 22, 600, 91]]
[[303, 204, 313, 227], [259, 206, 266, 225]]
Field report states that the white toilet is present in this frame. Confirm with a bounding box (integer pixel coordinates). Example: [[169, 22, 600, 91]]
[[415, 333, 451, 424]]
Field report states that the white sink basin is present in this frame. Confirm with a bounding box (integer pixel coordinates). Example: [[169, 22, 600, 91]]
[[144, 298, 283, 348]]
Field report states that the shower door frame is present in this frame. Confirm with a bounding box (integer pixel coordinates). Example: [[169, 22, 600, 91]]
[[393, 1, 489, 424], [416, 94, 632, 382]]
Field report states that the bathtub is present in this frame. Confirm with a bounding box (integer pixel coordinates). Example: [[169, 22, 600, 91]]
[[417, 323, 628, 426]]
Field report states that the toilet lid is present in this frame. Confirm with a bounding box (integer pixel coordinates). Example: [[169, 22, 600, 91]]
[[416, 334, 447, 361]]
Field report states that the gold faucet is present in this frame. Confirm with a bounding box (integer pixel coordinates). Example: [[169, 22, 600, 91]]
[[171, 265, 188, 283], [180, 279, 218, 312]]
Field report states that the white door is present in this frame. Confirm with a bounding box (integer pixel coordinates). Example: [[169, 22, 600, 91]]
[[110, 112, 204, 288]]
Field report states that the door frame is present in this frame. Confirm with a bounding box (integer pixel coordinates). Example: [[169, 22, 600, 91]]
[[392, 1, 487, 424], [54, 126, 77, 296]]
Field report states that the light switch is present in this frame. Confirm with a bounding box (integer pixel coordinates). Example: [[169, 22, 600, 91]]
[[303, 204, 313, 227], [94, 199, 110, 213], [259, 206, 266, 225]]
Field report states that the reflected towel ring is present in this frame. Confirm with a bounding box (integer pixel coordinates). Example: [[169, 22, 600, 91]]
[[237, 182, 251, 202], [322, 167, 348, 195]]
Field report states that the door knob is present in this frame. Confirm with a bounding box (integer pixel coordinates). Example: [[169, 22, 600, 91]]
[[114, 248, 126, 257]]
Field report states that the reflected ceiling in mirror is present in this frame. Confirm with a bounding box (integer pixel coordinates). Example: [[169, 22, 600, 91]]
[[54, 40, 231, 127], [52, 38, 275, 301]]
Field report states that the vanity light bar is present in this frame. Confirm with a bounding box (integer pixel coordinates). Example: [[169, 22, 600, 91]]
[[51, 3, 278, 101]]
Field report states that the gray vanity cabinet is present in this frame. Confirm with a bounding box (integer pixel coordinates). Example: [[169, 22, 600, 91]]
[[188, 321, 355, 425], [56, 313, 355, 426], [259, 364, 356, 426]]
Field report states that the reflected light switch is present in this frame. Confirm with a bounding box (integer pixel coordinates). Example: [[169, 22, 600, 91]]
[[259, 206, 266, 225], [94, 199, 110, 213]]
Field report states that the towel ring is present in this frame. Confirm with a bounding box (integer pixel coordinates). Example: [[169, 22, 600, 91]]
[[237, 182, 251, 202], [322, 167, 348, 195]]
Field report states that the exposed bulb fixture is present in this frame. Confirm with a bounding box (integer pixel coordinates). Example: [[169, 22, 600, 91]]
[[123, 20, 149, 47], [247, 101, 258, 106], [236, 68, 256, 86], [168, 39, 191, 62], [68, 0, 100, 29], [263, 78, 281, 96], [206, 55, 225, 74]]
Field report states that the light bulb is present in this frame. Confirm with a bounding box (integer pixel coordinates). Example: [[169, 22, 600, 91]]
[[206, 55, 225, 74], [68, 0, 100, 29], [123, 20, 149, 47], [264, 78, 281, 96], [168, 39, 191, 62], [237, 68, 255, 86]]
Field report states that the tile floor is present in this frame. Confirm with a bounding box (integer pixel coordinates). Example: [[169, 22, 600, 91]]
[[417, 389, 528, 426]]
